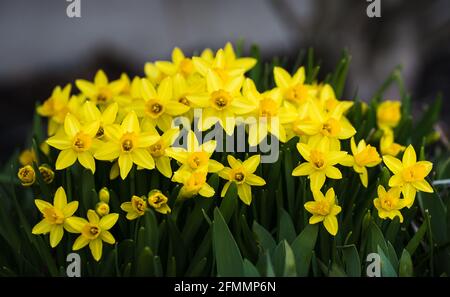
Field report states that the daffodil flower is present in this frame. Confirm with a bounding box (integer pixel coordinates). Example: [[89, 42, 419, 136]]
[[145, 127, 179, 178], [80, 101, 118, 139], [292, 137, 347, 191], [383, 145, 433, 207], [166, 130, 223, 174], [242, 78, 297, 145], [94, 111, 160, 179], [155, 47, 197, 78], [47, 113, 101, 173], [147, 190, 171, 214], [373, 185, 407, 222], [140, 77, 189, 131], [120, 195, 147, 220], [219, 155, 266, 205], [187, 69, 255, 135], [343, 137, 382, 187], [66, 210, 118, 261], [173, 169, 215, 199], [377, 100, 401, 130], [37, 84, 83, 135], [193, 43, 256, 82], [273, 66, 316, 106], [380, 128, 405, 156], [32, 187, 79, 248], [75, 69, 125, 105], [304, 188, 341, 236]]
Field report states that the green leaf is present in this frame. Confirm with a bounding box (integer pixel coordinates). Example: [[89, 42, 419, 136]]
[[405, 219, 428, 256], [272, 240, 296, 276], [167, 216, 187, 275], [341, 244, 361, 277], [219, 182, 238, 223], [278, 208, 296, 243], [186, 257, 208, 277], [135, 246, 154, 276], [243, 259, 260, 277], [398, 249, 413, 277], [253, 221, 276, 253], [213, 208, 243, 277], [291, 224, 319, 276], [377, 245, 397, 277]]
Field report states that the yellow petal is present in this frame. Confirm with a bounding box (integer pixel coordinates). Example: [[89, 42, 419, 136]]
[[309, 215, 324, 224], [73, 235, 90, 250], [87, 209, 100, 224], [206, 70, 222, 92], [221, 181, 231, 197], [63, 201, 79, 217], [273, 67, 292, 88], [292, 163, 314, 176], [65, 217, 88, 233], [50, 225, 64, 247], [242, 155, 260, 173], [245, 174, 266, 186], [292, 67, 305, 85], [157, 77, 173, 101], [76, 80, 97, 98], [402, 184, 417, 208], [99, 213, 119, 230], [119, 153, 133, 179], [140, 78, 157, 99], [402, 145, 417, 167], [310, 172, 326, 191], [237, 183, 252, 205], [47, 134, 72, 150], [413, 180, 433, 193], [54, 186, 67, 210], [78, 152, 96, 173], [155, 157, 172, 178], [100, 230, 115, 244], [296, 143, 311, 162], [64, 114, 81, 138], [55, 149, 77, 170], [227, 155, 241, 168], [94, 143, 120, 161], [131, 149, 155, 170], [359, 167, 368, 187], [323, 215, 338, 236], [208, 159, 224, 173], [95, 69, 108, 86], [32, 219, 52, 234], [89, 238, 103, 261], [383, 155, 403, 175], [121, 111, 140, 133], [325, 166, 342, 179], [35, 199, 53, 213], [199, 183, 215, 197], [388, 174, 403, 187]]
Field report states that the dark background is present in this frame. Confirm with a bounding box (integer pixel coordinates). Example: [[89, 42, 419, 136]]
[[0, 0, 449, 162]]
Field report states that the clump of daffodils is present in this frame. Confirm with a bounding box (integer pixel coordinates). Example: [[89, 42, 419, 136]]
[[21, 42, 436, 263]]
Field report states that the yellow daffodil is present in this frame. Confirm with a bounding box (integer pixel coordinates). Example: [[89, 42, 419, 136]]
[[193, 43, 255, 82], [38, 164, 55, 184], [140, 77, 189, 131], [373, 185, 406, 222], [172, 73, 206, 120], [145, 127, 179, 178], [121, 195, 147, 220], [32, 187, 79, 247], [114, 77, 145, 121], [344, 137, 382, 187], [47, 114, 101, 173], [17, 165, 36, 186], [317, 84, 353, 114], [187, 69, 255, 135], [147, 190, 171, 214], [380, 129, 405, 156], [377, 100, 401, 130], [173, 169, 215, 199], [95, 201, 110, 217], [273, 66, 316, 106], [66, 210, 118, 261], [75, 70, 125, 105], [304, 188, 341, 236], [144, 62, 165, 85], [80, 101, 118, 139], [383, 145, 433, 207], [292, 137, 347, 191], [19, 149, 37, 166], [166, 130, 223, 174], [155, 47, 197, 78], [37, 85, 83, 135], [242, 78, 297, 145], [94, 111, 160, 179], [294, 99, 356, 146], [219, 155, 266, 205]]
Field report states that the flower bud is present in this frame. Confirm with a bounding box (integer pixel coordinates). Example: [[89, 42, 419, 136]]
[[17, 165, 36, 186], [38, 164, 55, 184], [99, 187, 110, 204], [95, 202, 110, 217]]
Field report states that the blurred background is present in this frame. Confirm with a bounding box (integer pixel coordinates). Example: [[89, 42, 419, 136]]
[[0, 0, 449, 162]]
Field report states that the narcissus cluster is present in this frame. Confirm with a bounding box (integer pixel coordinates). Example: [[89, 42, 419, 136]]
[[17, 43, 436, 262]]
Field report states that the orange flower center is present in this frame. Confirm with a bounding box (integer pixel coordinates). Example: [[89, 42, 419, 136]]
[[72, 132, 92, 152], [210, 90, 232, 110], [310, 150, 326, 169]]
